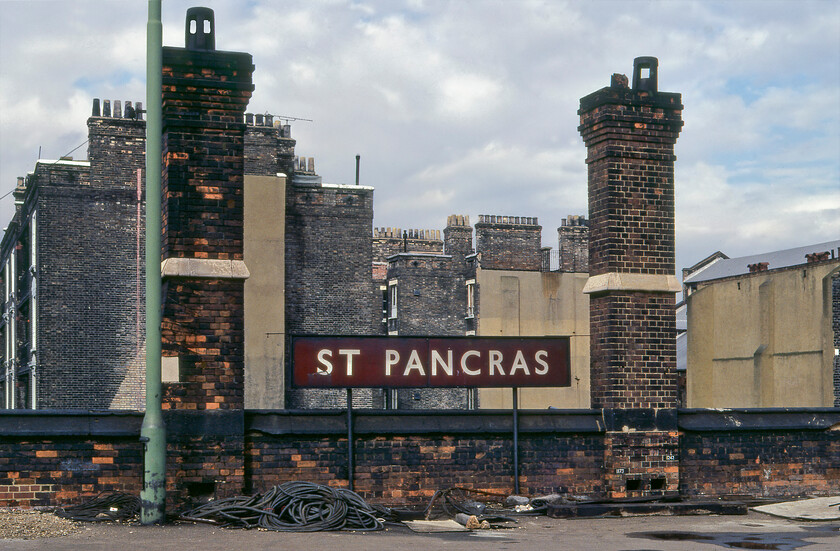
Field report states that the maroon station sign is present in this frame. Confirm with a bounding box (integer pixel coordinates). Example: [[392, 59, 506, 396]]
[[292, 336, 571, 388]]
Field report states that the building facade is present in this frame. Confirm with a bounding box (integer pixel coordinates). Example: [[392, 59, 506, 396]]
[[684, 241, 840, 408], [1, 101, 146, 410]]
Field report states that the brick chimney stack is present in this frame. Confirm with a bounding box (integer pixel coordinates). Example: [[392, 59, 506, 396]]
[[159, 7, 254, 502], [578, 57, 683, 498]]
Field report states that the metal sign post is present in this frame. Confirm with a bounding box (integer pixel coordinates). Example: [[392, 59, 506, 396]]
[[512, 387, 519, 495], [347, 388, 354, 491]]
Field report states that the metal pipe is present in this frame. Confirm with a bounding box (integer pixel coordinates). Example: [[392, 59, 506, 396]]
[[355, 155, 360, 185], [512, 387, 519, 494], [347, 388, 354, 491], [140, 0, 166, 525]]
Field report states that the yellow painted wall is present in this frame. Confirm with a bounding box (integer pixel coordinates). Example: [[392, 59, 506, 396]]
[[687, 262, 839, 408], [244, 174, 286, 409], [477, 269, 590, 409]]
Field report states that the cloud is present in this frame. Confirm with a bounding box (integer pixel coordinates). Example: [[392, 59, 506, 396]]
[[0, 0, 837, 275]]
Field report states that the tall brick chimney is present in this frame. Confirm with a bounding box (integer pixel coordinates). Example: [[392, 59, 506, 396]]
[[578, 57, 683, 498], [159, 7, 254, 502]]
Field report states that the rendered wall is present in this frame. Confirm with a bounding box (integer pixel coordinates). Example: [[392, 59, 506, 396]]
[[687, 261, 839, 408], [244, 175, 286, 409], [477, 269, 590, 409]]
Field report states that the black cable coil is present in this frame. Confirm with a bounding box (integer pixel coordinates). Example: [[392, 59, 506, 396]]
[[179, 481, 384, 532], [54, 492, 141, 522]]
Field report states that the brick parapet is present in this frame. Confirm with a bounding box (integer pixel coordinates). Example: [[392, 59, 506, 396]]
[[474, 215, 541, 271], [1, 410, 839, 508], [373, 227, 443, 263], [244, 123, 296, 178]]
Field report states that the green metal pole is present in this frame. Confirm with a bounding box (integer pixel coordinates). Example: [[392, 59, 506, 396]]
[[140, 0, 166, 524]]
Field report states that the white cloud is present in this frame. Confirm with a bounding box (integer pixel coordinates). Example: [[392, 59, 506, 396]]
[[0, 0, 837, 273]]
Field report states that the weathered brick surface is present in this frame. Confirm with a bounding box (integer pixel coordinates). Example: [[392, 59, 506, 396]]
[[474, 216, 542, 271], [244, 119, 296, 178], [161, 47, 254, 261], [557, 215, 589, 273], [579, 85, 683, 278], [579, 62, 683, 499], [159, 43, 253, 498], [589, 292, 677, 409], [833, 272, 840, 407], [284, 181, 380, 409], [245, 433, 605, 504], [373, 228, 443, 262], [680, 431, 840, 498], [4, 110, 147, 410], [161, 279, 245, 410], [602, 431, 679, 498], [0, 437, 142, 507]]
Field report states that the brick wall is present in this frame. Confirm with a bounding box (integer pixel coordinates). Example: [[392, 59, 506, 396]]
[[679, 411, 840, 498], [35, 109, 147, 409], [373, 227, 443, 262], [284, 181, 380, 409], [557, 215, 589, 273], [3, 410, 837, 510], [474, 215, 542, 271], [244, 117, 296, 178]]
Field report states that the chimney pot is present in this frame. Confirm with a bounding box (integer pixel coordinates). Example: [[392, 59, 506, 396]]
[[186, 7, 215, 51], [92, 98, 101, 117], [632, 56, 659, 93]]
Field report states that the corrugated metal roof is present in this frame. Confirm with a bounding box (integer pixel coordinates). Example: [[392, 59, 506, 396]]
[[684, 240, 840, 284]]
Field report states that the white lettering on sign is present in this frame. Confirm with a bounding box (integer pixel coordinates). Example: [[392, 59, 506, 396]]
[[316, 349, 333, 375], [535, 350, 549, 375], [385, 350, 399, 375], [510, 350, 530, 375], [488, 350, 505, 376], [461, 350, 481, 375], [302, 342, 567, 387], [431, 349, 453, 376], [404, 350, 426, 376], [338, 349, 360, 376]]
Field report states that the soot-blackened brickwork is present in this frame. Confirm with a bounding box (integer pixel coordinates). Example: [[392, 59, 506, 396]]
[[160, 44, 253, 411], [558, 215, 589, 273], [161, 47, 254, 261], [244, 116, 297, 178], [474, 216, 542, 271], [23, 108, 146, 410], [373, 228, 444, 262], [284, 179, 381, 409], [680, 430, 840, 498], [588, 293, 678, 409], [159, 34, 254, 499], [579, 59, 683, 498]]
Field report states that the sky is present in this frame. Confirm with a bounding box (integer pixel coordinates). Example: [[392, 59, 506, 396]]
[[0, 0, 838, 278]]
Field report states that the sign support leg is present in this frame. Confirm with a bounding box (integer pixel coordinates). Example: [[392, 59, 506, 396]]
[[512, 387, 520, 495], [347, 388, 354, 492]]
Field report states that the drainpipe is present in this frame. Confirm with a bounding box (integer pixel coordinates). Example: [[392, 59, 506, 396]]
[[140, 0, 166, 524]]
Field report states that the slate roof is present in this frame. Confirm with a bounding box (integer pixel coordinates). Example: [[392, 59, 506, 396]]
[[683, 240, 840, 284]]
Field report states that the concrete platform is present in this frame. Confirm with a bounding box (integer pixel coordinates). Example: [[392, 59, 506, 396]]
[[754, 497, 840, 521]]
